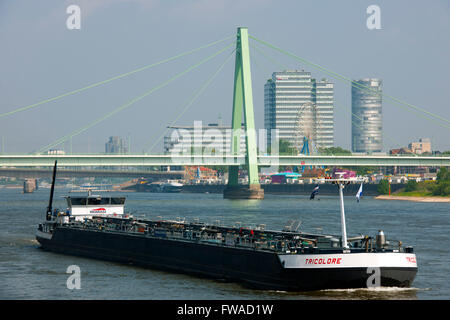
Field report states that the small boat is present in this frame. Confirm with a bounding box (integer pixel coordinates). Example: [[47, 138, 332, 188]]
[[161, 180, 183, 193]]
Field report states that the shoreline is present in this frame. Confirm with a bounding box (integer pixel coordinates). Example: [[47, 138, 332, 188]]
[[375, 195, 450, 203]]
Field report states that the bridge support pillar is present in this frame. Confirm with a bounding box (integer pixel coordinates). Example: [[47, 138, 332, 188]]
[[223, 184, 264, 200], [224, 27, 263, 199]]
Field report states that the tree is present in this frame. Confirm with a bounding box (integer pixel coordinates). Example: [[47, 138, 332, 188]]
[[278, 139, 297, 155], [433, 167, 450, 196], [356, 166, 377, 176], [404, 180, 419, 192], [377, 179, 390, 195], [437, 167, 450, 182], [432, 180, 450, 196], [319, 147, 352, 156]]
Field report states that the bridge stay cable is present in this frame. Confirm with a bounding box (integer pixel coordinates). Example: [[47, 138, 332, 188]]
[[249, 42, 404, 150], [145, 48, 236, 154], [0, 35, 234, 119], [36, 42, 235, 154], [249, 35, 450, 130]]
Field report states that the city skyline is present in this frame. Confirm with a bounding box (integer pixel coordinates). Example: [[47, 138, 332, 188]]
[[1, 0, 449, 154]]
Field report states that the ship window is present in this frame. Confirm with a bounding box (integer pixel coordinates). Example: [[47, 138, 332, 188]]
[[88, 197, 104, 205], [111, 197, 125, 205], [100, 198, 111, 205], [86, 197, 112, 205], [70, 197, 87, 206]]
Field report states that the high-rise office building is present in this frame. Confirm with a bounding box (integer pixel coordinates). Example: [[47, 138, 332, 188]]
[[264, 70, 334, 152], [105, 136, 128, 154], [351, 79, 382, 153]]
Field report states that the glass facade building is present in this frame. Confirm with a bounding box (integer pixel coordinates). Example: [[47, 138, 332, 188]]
[[264, 70, 334, 152], [351, 79, 383, 153]]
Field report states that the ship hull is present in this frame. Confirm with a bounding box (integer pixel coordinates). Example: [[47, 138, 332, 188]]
[[36, 228, 417, 291]]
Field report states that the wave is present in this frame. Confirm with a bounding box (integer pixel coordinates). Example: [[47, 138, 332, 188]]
[[320, 286, 428, 293]]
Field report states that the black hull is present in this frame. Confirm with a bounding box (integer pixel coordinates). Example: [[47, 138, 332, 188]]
[[37, 228, 417, 291]]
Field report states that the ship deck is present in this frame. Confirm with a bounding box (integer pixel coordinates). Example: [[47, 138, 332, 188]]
[[49, 215, 410, 255]]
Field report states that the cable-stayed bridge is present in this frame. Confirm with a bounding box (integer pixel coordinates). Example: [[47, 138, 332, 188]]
[[1, 28, 449, 198]]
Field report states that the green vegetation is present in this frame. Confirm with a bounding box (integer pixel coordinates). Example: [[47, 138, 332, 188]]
[[264, 139, 298, 172], [392, 167, 450, 197], [355, 166, 377, 176], [318, 147, 352, 156], [404, 180, 419, 192], [267, 143, 353, 156], [436, 167, 450, 181], [267, 139, 297, 156], [377, 179, 390, 195], [432, 167, 450, 196], [395, 191, 432, 197], [278, 139, 297, 155]]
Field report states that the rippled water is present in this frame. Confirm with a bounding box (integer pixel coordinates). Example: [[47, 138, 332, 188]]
[[0, 188, 448, 300]]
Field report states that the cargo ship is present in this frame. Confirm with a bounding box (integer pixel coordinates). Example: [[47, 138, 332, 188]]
[[36, 162, 418, 291]]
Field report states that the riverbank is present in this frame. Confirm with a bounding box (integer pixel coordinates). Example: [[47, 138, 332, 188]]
[[375, 195, 450, 202], [178, 183, 405, 196]]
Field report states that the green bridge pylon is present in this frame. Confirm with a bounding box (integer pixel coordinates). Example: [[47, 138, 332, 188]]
[[223, 27, 264, 199]]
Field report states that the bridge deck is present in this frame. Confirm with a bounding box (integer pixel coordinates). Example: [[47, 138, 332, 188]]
[[0, 154, 449, 167]]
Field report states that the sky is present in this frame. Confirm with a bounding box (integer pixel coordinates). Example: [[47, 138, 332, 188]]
[[0, 0, 449, 154]]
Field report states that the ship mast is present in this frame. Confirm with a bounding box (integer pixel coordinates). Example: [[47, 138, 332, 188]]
[[337, 180, 349, 249], [315, 175, 364, 249]]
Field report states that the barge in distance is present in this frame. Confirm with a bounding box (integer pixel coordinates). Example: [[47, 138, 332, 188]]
[[36, 162, 418, 291]]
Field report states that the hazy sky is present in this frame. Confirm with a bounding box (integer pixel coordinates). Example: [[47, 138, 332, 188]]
[[1, 0, 449, 154]]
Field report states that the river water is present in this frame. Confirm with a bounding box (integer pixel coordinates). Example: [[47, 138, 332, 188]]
[[0, 188, 448, 300]]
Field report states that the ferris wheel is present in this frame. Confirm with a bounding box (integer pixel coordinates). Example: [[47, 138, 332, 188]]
[[294, 102, 320, 155]]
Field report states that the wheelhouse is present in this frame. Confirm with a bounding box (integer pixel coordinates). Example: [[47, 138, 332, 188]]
[[65, 194, 126, 221]]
